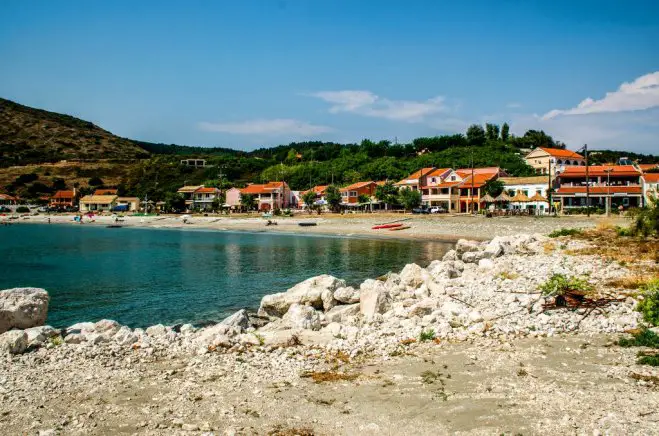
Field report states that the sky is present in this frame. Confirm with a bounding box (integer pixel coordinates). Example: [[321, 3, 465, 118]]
[[1, 1, 658, 153]]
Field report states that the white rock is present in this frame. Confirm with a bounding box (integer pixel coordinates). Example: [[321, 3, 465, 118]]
[[482, 239, 504, 258], [0, 288, 50, 334], [333, 286, 360, 304], [468, 310, 484, 323], [66, 322, 95, 335], [94, 319, 121, 334], [0, 329, 28, 354], [442, 250, 458, 261], [455, 239, 481, 255], [25, 325, 58, 344], [258, 275, 345, 317], [399, 264, 430, 287], [146, 324, 167, 337], [282, 304, 322, 330], [220, 309, 250, 331], [408, 299, 437, 318], [180, 324, 196, 334], [325, 303, 360, 323], [462, 251, 484, 263], [359, 281, 392, 319], [414, 284, 430, 299], [478, 258, 495, 269], [441, 301, 465, 317]]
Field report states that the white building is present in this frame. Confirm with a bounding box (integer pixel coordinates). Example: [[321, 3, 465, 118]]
[[642, 173, 659, 205], [499, 176, 552, 215]]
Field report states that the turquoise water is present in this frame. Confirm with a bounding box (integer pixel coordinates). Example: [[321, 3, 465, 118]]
[[0, 223, 452, 328]]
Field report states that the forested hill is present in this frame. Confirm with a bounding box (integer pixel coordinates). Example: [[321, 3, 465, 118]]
[[0, 98, 150, 166]]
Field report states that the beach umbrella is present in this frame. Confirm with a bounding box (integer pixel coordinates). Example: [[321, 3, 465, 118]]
[[511, 191, 531, 203], [480, 193, 496, 203], [529, 193, 548, 202], [494, 192, 512, 202]]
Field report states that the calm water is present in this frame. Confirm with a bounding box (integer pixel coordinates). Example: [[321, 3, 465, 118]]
[[0, 223, 452, 328]]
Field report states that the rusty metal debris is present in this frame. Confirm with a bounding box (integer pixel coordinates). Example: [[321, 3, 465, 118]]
[[542, 291, 625, 310]]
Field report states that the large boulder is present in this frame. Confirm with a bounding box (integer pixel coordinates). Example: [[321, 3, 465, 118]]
[[427, 260, 461, 280], [399, 264, 430, 288], [220, 309, 250, 331], [482, 239, 504, 258], [325, 303, 360, 323], [0, 330, 28, 355], [283, 304, 322, 330], [333, 287, 360, 304], [360, 281, 392, 319], [258, 275, 346, 317], [0, 288, 50, 334], [455, 239, 481, 255], [25, 325, 59, 345]]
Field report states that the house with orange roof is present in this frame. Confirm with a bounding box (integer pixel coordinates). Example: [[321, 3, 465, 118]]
[[395, 168, 435, 191], [419, 168, 460, 212], [240, 181, 290, 211], [49, 190, 77, 210], [642, 172, 659, 205], [298, 185, 329, 208], [639, 163, 659, 172], [192, 187, 222, 210], [555, 165, 643, 210], [525, 147, 585, 175], [340, 181, 377, 205], [0, 193, 18, 206], [93, 188, 118, 196]]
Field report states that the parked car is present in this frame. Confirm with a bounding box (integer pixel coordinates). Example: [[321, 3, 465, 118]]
[[429, 206, 446, 214], [412, 207, 430, 214]]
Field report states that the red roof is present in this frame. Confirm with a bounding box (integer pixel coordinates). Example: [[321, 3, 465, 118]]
[[555, 186, 643, 195], [195, 187, 219, 194], [455, 167, 500, 178], [639, 164, 659, 172], [240, 182, 287, 195], [340, 181, 376, 192], [421, 181, 462, 189], [643, 173, 659, 183], [459, 173, 497, 189], [0, 193, 17, 201], [426, 168, 451, 178], [94, 189, 117, 195], [559, 165, 641, 178], [396, 168, 434, 184], [537, 147, 584, 159], [52, 190, 74, 199]]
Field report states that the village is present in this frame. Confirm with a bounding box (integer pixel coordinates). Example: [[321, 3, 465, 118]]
[[1, 146, 658, 218]]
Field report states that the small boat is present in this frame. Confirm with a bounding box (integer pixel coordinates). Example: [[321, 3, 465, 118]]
[[106, 225, 123, 228], [389, 225, 411, 231], [298, 222, 317, 227], [372, 223, 403, 230]]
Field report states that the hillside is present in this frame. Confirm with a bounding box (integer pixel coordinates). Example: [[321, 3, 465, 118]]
[[0, 98, 150, 167]]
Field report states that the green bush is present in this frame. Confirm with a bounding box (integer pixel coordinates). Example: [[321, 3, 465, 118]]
[[615, 226, 634, 237], [630, 200, 659, 238], [419, 329, 436, 342], [617, 328, 659, 348], [539, 274, 593, 296], [636, 278, 659, 326], [548, 228, 582, 238], [15, 206, 30, 213]]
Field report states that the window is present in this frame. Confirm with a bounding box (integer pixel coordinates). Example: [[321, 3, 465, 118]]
[[557, 159, 563, 164], [450, 175, 456, 181], [431, 177, 436, 183], [349, 191, 357, 197]]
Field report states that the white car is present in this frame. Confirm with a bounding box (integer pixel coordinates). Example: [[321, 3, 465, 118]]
[[429, 206, 446, 214]]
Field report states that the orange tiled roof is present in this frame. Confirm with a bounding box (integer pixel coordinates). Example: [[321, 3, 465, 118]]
[[52, 190, 74, 199], [94, 189, 118, 195], [537, 147, 584, 159], [195, 187, 219, 194], [639, 163, 659, 172], [426, 168, 452, 178], [340, 181, 375, 192], [459, 173, 497, 188], [0, 193, 17, 201], [643, 173, 659, 183], [455, 167, 500, 178], [555, 186, 642, 195], [396, 168, 434, 184], [240, 182, 287, 194], [559, 165, 641, 178]]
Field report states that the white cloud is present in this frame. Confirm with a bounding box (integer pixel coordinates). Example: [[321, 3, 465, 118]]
[[543, 71, 659, 119], [198, 119, 331, 136], [309, 90, 448, 122]]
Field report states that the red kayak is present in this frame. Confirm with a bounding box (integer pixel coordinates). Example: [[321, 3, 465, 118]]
[[372, 223, 403, 230]]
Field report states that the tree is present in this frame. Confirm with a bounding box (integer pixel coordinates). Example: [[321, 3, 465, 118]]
[[165, 193, 186, 212], [211, 198, 221, 212], [324, 185, 342, 212], [358, 194, 371, 205], [302, 190, 317, 212], [398, 187, 422, 211], [482, 179, 504, 197], [375, 181, 399, 210], [88, 176, 104, 186], [466, 124, 486, 147], [500, 123, 510, 142], [240, 193, 257, 211], [485, 124, 500, 142], [52, 178, 67, 190]]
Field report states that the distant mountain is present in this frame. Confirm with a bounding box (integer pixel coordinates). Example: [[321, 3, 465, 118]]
[[0, 98, 150, 167]]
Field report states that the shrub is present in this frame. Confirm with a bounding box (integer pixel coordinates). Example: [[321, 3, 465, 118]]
[[615, 225, 634, 237], [630, 200, 659, 238], [636, 278, 659, 326], [539, 274, 593, 296], [419, 329, 436, 342], [617, 329, 659, 348], [548, 228, 582, 238], [16, 206, 30, 213]]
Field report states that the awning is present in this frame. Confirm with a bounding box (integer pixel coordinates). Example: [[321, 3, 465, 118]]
[[480, 194, 496, 203], [511, 191, 531, 202], [112, 205, 129, 211], [494, 192, 512, 202]]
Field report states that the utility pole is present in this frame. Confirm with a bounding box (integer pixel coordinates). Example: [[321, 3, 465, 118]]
[[470, 145, 475, 214], [585, 144, 590, 217], [547, 158, 552, 215], [605, 167, 612, 216]]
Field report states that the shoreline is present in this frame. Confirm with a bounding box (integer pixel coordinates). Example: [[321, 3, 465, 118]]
[[4, 212, 627, 243]]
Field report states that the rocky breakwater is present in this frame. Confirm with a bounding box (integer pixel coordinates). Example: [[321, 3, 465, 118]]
[[0, 233, 642, 360]]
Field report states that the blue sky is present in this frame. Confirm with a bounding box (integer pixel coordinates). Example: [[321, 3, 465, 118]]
[[1, 1, 658, 153]]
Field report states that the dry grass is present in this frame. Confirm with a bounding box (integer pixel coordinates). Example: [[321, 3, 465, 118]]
[[300, 370, 360, 383], [565, 228, 659, 263], [497, 271, 520, 280], [607, 275, 659, 290], [268, 425, 316, 436], [400, 338, 417, 346], [543, 241, 557, 253]]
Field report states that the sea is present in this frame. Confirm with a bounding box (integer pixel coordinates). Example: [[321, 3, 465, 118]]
[[0, 223, 452, 328]]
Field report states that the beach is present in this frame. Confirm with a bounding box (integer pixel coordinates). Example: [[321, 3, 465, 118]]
[[11, 212, 629, 241]]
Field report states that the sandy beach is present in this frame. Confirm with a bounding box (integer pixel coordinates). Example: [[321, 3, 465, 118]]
[[8, 212, 629, 241]]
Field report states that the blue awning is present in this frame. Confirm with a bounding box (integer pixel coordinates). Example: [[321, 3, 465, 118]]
[[112, 205, 129, 211]]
